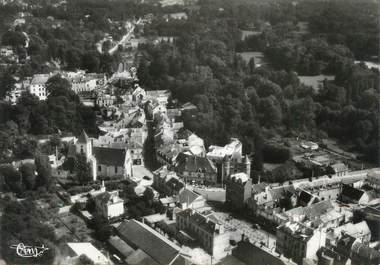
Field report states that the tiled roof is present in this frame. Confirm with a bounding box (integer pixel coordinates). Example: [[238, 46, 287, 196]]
[[285, 200, 334, 219], [178, 188, 202, 205], [108, 235, 135, 258], [93, 147, 126, 167], [31, 74, 49, 85], [298, 189, 314, 205], [175, 153, 216, 174], [341, 184, 364, 202], [117, 219, 181, 265], [268, 185, 296, 201], [176, 209, 221, 234]]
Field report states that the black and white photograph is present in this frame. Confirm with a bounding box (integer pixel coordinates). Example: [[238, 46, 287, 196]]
[[0, 0, 379, 264]]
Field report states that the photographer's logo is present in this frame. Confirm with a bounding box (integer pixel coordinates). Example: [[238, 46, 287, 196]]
[[10, 243, 49, 258]]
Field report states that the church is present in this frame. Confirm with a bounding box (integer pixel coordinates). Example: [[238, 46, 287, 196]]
[[72, 130, 133, 181]]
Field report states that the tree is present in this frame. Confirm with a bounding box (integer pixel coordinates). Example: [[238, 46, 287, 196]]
[[0, 164, 23, 193], [259, 96, 282, 127], [19, 163, 36, 190], [1, 30, 26, 46], [82, 51, 100, 72], [75, 154, 92, 184], [35, 155, 53, 189], [0, 71, 16, 98], [143, 188, 154, 205]]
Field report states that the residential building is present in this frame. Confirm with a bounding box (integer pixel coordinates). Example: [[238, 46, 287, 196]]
[[327, 163, 348, 176], [28, 74, 50, 100], [65, 242, 110, 265], [116, 219, 191, 265], [277, 200, 345, 229], [175, 152, 217, 185], [94, 184, 125, 219], [225, 172, 252, 210], [206, 138, 245, 182], [335, 234, 380, 265], [276, 221, 326, 264], [177, 188, 206, 209], [153, 166, 184, 196], [340, 184, 370, 204], [97, 94, 116, 107], [93, 147, 132, 179], [176, 208, 230, 258], [207, 138, 243, 162], [70, 130, 132, 180], [233, 238, 296, 265], [146, 90, 171, 106], [326, 221, 371, 247], [70, 75, 97, 93]]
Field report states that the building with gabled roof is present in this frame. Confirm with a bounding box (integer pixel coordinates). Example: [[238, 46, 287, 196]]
[[326, 221, 371, 247], [177, 188, 205, 209], [116, 219, 191, 265], [153, 166, 185, 196], [70, 130, 133, 181], [65, 242, 110, 265], [340, 184, 370, 204], [28, 73, 50, 100], [93, 182, 125, 219], [175, 152, 217, 184], [176, 208, 230, 258], [276, 221, 326, 264]]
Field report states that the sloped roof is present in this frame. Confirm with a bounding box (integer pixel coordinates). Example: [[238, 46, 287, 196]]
[[93, 147, 126, 167], [331, 221, 371, 239], [117, 220, 181, 265], [108, 235, 135, 258], [126, 248, 159, 265], [67, 243, 108, 264], [233, 240, 296, 265], [341, 184, 365, 202], [178, 188, 202, 205], [175, 153, 216, 174], [77, 130, 90, 144], [166, 177, 184, 193], [252, 183, 267, 194], [298, 190, 314, 205], [176, 209, 220, 234], [285, 200, 334, 219], [268, 185, 296, 201]]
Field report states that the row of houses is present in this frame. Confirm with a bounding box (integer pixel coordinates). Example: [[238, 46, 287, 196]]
[[5, 71, 107, 104]]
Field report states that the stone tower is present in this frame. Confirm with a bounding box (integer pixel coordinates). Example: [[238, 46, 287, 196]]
[[76, 130, 92, 160], [244, 154, 251, 178]]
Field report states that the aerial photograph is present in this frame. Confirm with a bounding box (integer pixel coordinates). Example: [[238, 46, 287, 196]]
[[0, 0, 379, 264]]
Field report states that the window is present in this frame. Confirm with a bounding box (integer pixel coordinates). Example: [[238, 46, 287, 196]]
[[98, 165, 101, 171], [115, 166, 118, 174]]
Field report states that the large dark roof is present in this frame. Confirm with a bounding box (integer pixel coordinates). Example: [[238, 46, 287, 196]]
[[341, 184, 364, 202], [233, 241, 295, 265], [93, 147, 126, 167], [175, 153, 216, 174], [166, 178, 184, 193], [117, 220, 181, 265]]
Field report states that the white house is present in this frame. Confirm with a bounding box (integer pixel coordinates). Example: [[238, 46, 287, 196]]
[[74, 130, 133, 181], [28, 74, 50, 100], [94, 183, 125, 219]]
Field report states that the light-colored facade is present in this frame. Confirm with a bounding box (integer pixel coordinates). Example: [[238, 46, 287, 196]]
[[28, 74, 50, 100], [276, 221, 326, 264], [176, 209, 230, 258], [95, 188, 125, 219]]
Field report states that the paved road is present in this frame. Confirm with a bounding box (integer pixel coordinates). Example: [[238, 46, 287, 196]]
[[213, 212, 277, 253]]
